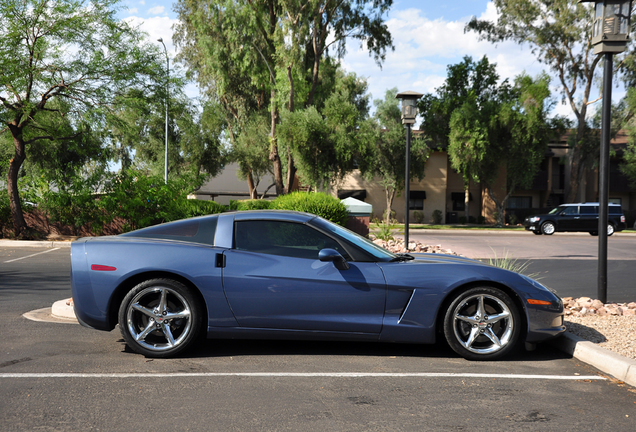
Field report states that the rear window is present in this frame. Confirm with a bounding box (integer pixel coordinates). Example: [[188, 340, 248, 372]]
[[609, 206, 622, 215], [123, 216, 218, 246], [580, 206, 598, 214]]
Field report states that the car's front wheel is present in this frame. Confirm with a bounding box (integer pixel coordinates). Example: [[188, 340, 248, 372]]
[[443, 287, 521, 361], [607, 224, 615, 236], [119, 278, 203, 358], [541, 221, 555, 235], [532, 231, 542, 235]]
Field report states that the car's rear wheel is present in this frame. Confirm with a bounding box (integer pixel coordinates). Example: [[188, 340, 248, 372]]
[[590, 231, 598, 236], [119, 278, 203, 358], [532, 231, 542, 235], [541, 221, 555, 235], [443, 287, 521, 361]]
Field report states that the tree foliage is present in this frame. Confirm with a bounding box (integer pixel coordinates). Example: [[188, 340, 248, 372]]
[[448, 68, 561, 226], [0, 0, 164, 236], [464, 0, 623, 202], [174, 0, 393, 198], [369, 88, 429, 225]]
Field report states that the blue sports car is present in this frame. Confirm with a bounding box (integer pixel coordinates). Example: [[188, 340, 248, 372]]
[[71, 210, 565, 360]]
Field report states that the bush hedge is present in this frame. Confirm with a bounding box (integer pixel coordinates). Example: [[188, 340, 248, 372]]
[[271, 191, 348, 226]]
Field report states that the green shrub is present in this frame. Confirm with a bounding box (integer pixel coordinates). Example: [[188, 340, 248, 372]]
[[272, 192, 348, 226], [477, 215, 486, 225], [432, 209, 443, 224], [372, 220, 401, 241], [42, 175, 105, 235], [0, 190, 12, 236], [412, 211, 424, 224], [458, 216, 467, 225], [177, 199, 225, 218], [230, 199, 272, 211]]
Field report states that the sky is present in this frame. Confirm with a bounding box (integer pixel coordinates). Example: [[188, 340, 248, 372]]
[[120, 0, 618, 120]]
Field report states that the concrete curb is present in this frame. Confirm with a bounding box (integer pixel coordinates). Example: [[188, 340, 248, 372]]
[[0, 240, 72, 248], [549, 332, 636, 387], [51, 299, 77, 321]]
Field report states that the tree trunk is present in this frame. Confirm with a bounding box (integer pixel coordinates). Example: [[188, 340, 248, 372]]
[[268, 87, 285, 196], [385, 187, 396, 226], [7, 128, 27, 235], [246, 169, 257, 199], [464, 184, 470, 222], [284, 64, 297, 193]]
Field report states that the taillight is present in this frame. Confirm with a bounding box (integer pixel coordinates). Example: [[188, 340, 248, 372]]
[[621, 216, 625, 223], [91, 264, 117, 271]]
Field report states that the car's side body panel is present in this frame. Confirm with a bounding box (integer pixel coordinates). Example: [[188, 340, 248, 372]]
[[222, 250, 387, 333], [71, 237, 237, 330]]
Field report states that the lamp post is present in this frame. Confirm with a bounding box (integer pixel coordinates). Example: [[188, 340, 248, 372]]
[[158, 38, 169, 184], [395, 91, 423, 250], [579, 0, 632, 303]]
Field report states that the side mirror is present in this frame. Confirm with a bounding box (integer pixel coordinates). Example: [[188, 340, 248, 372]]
[[319, 248, 350, 270]]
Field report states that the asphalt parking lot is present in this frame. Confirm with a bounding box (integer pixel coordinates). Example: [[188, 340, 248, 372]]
[[1, 242, 635, 430]]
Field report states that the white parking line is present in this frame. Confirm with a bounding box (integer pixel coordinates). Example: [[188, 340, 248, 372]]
[[0, 372, 605, 380], [3, 248, 60, 263]]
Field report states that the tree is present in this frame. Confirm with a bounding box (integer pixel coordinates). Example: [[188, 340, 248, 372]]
[[174, 0, 394, 197], [464, 0, 626, 203], [419, 56, 508, 219], [108, 90, 226, 179], [370, 88, 429, 225], [448, 72, 560, 226], [620, 88, 636, 189], [0, 0, 162, 235]]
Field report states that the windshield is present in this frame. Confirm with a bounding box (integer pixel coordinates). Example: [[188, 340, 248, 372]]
[[548, 207, 562, 215], [310, 217, 396, 261]]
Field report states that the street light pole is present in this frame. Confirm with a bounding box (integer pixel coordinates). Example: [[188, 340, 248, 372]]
[[158, 38, 169, 184], [395, 91, 423, 251], [578, 0, 632, 303], [598, 53, 612, 303]]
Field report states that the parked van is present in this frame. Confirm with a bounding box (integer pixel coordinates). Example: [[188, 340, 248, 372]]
[[523, 203, 626, 236]]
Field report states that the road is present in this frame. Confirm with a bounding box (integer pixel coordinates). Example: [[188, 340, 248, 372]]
[[408, 230, 636, 303], [1, 245, 635, 430]]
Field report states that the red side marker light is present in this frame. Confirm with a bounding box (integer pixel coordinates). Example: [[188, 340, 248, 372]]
[[91, 264, 117, 271], [527, 299, 551, 306]]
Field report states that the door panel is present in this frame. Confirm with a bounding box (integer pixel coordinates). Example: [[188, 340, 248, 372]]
[[222, 250, 386, 333]]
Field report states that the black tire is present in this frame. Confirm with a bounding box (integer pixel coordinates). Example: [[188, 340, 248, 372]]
[[443, 287, 521, 361], [607, 224, 615, 236], [590, 231, 598, 236], [541, 221, 555, 235], [119, 278, 203, 358], [532, 231, 542, 235]]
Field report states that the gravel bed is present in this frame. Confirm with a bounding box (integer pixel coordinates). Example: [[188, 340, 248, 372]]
[[565, 315, 636, 360]]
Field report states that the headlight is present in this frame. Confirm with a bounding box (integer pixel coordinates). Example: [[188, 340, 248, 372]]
[[529, 216, 540, 223]]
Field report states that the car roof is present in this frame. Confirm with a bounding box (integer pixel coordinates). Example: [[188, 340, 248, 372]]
[[560, 202, 621, 206]]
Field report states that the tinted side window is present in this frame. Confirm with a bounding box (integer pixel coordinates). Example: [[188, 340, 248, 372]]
[[125, 217, 218, 246], [234, 221, 349, 260], [609, 206, 622, 215], [561, 206, 579, 215], [580, 206, 598, 215]]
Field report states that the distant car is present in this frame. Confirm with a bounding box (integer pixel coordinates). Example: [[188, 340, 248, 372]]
[[71, 211, 565, 361], [524, 203, 626, 236]]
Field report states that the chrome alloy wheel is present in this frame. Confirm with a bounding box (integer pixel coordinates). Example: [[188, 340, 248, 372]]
[[451, 293, 514, 355], [125, 286, 192, 352]]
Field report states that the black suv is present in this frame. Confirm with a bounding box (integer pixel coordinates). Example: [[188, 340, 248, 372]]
[[524, 203, 626, 236]]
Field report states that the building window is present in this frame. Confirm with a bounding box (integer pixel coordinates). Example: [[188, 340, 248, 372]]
[[507, 196, 532, 209], [409, 191, 426, 210], [337, 189, 367, 201], [451, 192, 472, 212]]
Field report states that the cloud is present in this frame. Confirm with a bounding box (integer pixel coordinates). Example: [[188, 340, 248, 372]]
[[125, 15, 177, 55], [147, 6, 165, 16], [342, 5, 546, 106]]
